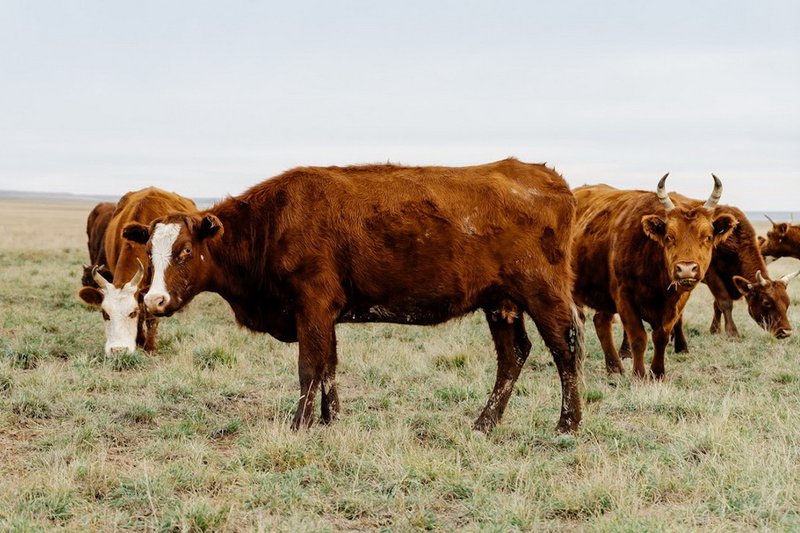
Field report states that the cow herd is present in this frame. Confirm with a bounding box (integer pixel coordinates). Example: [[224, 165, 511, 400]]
[[77, 158, 799, 434]]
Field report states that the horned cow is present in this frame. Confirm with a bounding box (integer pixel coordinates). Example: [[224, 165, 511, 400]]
[[572, 175, 737, 378], [125, 159, 585, 433], [78, 187, 197, 356]]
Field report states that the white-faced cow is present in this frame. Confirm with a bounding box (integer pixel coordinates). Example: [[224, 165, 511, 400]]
[[124, 159, 585, 433]]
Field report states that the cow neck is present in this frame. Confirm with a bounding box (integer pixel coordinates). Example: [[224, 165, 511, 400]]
[[736, 231, 769, 280], [203, 198, 265, 302]]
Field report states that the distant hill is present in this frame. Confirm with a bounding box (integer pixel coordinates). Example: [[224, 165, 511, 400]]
[[0, 190, 219, 208]]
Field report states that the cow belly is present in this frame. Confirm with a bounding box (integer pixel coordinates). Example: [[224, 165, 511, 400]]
[[338, 301, 474, 325]]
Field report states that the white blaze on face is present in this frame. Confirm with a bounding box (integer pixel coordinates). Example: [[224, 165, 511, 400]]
[[145, 222, 181, 310], [101, 284, 140, 355]]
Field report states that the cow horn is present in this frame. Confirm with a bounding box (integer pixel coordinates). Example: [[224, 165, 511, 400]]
[[656, 173, 675, 211], [764, 214, 777, 227], [779, 270, 800, 285], [755, 270, 768, 286], [703, 174, 723, 209], [92, 265, 110, 289], [126, 258, 145, 288]]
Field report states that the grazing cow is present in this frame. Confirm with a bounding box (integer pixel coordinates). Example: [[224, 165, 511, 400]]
[[124, 159, 585, 433], [78, 188, 197, 355], [619, 203, 798, 356], [81, 202, 116, 287], [572, 175, 737, 379], [760, 217, 800, 261]]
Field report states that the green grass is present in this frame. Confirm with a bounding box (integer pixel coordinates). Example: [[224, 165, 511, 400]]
[[1, 203, 800, 530]]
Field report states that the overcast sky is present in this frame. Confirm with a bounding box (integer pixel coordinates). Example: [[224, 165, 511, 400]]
[[1, 1, 798, 209]]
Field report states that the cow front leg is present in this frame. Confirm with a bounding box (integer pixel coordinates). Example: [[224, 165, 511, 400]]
[[719, 298, 739, 337], [474, 308, 531, 433], [291, 307, 338, 430], [651, 327, 670, 379], [618, 302, 648, 379], [142, 315, 159, 354]]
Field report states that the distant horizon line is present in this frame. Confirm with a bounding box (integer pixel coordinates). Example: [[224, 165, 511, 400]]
[[0, 189, 796, 221]]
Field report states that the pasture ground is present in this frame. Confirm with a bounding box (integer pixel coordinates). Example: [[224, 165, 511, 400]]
[[1, 199, 799, 531]]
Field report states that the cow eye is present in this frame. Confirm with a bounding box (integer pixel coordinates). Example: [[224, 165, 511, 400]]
[[762, 300, 772, 308], [102, 310, 110, 321], [183, 247, 192, 255], [706, 235, 713, 242], [129, 310, 138, 318]]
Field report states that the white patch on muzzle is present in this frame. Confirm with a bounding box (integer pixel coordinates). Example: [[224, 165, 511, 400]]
[[101, 285, 140, 355], [145, 223, 180, 311]]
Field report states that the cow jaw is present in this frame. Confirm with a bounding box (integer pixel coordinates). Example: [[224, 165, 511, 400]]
[[145, 222, 180, 314], [101, 285, 139, 355]]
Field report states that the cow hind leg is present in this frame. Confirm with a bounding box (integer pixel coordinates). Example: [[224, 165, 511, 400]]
[[525, 291, 584, 434], [594, 311, 625, 374], [710, 300, 723, 334], [474, 307, 532, 433], [618, 302, 648, 379], [619, 331, 632, 359], [672, 315, 688, 353], [651, 327, 670, 379]]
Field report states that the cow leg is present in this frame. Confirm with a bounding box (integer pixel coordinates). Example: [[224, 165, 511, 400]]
[[527, 295, 584, 434], [619, 332, 632, 359], [594, 311, 625, 374], [617, 302, 648, 379], [474, 310, 532, 433], [319, 347, 340, 425], [142, 315, 158, 354], [672, 315, 688, 353], [651, 327, 670, 379], [710, 300, 723, 334], [718, 298, 739, 337], [292, 302, 339, 430]]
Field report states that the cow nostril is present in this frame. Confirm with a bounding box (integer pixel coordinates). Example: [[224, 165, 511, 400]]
[[777, 329, 792, 339]]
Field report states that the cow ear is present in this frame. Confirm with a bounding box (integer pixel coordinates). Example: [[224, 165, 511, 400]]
[[712, 213, 738, 245], [198, 215, 223, 241], [776, 223, 789, 234], [757, 235, 766, 247], [78, 286, 104, 306], [641, 215, 666, 242], [732, 275, 753, 295], [123, 223, 150, 244]]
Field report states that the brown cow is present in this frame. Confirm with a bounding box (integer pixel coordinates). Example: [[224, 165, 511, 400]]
[[124, 159, 585, 433], [619, 202, 797, 356], [760, 217, 800, 261], [572, 175, 737, 379], [81, 202, 116, 287], [78, 187, 197, 356]]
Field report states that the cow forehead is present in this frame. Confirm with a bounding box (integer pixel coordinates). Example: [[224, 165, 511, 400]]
[[151, 223, 182, 255], [101, 285, 139, 313]]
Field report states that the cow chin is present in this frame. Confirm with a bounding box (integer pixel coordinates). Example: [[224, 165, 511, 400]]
[[676, 278, 699, 290]]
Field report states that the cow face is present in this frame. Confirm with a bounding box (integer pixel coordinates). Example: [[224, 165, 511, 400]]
[[760, 220, 800, 260], [123, 214, 223, 317], [78, 261, 144, 355], [641, 174, 737, 291], [733, 270, 797, 338]]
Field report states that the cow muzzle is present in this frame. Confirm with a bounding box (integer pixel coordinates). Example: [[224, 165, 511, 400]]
[[776, 328, 792, 339], [144, 292, 170, 315], [674, 262, 700, 289]]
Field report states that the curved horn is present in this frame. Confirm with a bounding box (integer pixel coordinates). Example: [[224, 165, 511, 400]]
[[126, 258, 145, 289], [92, 265, 110, 289], [779, 270, 800, 285], [656, 173, 675, 211], [703, 174, 723, 209], [755, 270, 768, 286], [764, 214, 777, 227]]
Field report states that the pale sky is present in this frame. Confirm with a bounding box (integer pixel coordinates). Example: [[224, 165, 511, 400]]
[[1, 1, 798, 209]]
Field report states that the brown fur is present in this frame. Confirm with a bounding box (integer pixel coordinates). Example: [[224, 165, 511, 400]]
[[81, 202, 115, 287], [129, 159, 585, 433], [761, 221, 800, 260], [572, 183, 737, 379], [80, 187, 197, 352]]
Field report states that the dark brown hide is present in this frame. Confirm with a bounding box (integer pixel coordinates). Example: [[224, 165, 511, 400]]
[[82, 202, 115, 287], [137, 159, 584, 433], [572, 182, 737, 379]]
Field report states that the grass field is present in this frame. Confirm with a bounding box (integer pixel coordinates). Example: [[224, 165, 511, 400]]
[[1, 199, 799, 531]]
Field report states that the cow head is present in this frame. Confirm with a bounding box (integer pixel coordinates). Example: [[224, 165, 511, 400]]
[[78, 260, 144, 355], [733, 270, 797, 338], [760, 216, 800, 260], [123, 214, 223, 317], [641, 174, 738, 291]]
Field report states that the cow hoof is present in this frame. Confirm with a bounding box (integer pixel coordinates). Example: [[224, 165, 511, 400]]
[[632, 369, 648, 380], [472, 416, 497, 434], [555, 418, 579, 434], [674, 345, 689, 354], [649, 369, 665, 381], [605, 364, 625, 375]]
